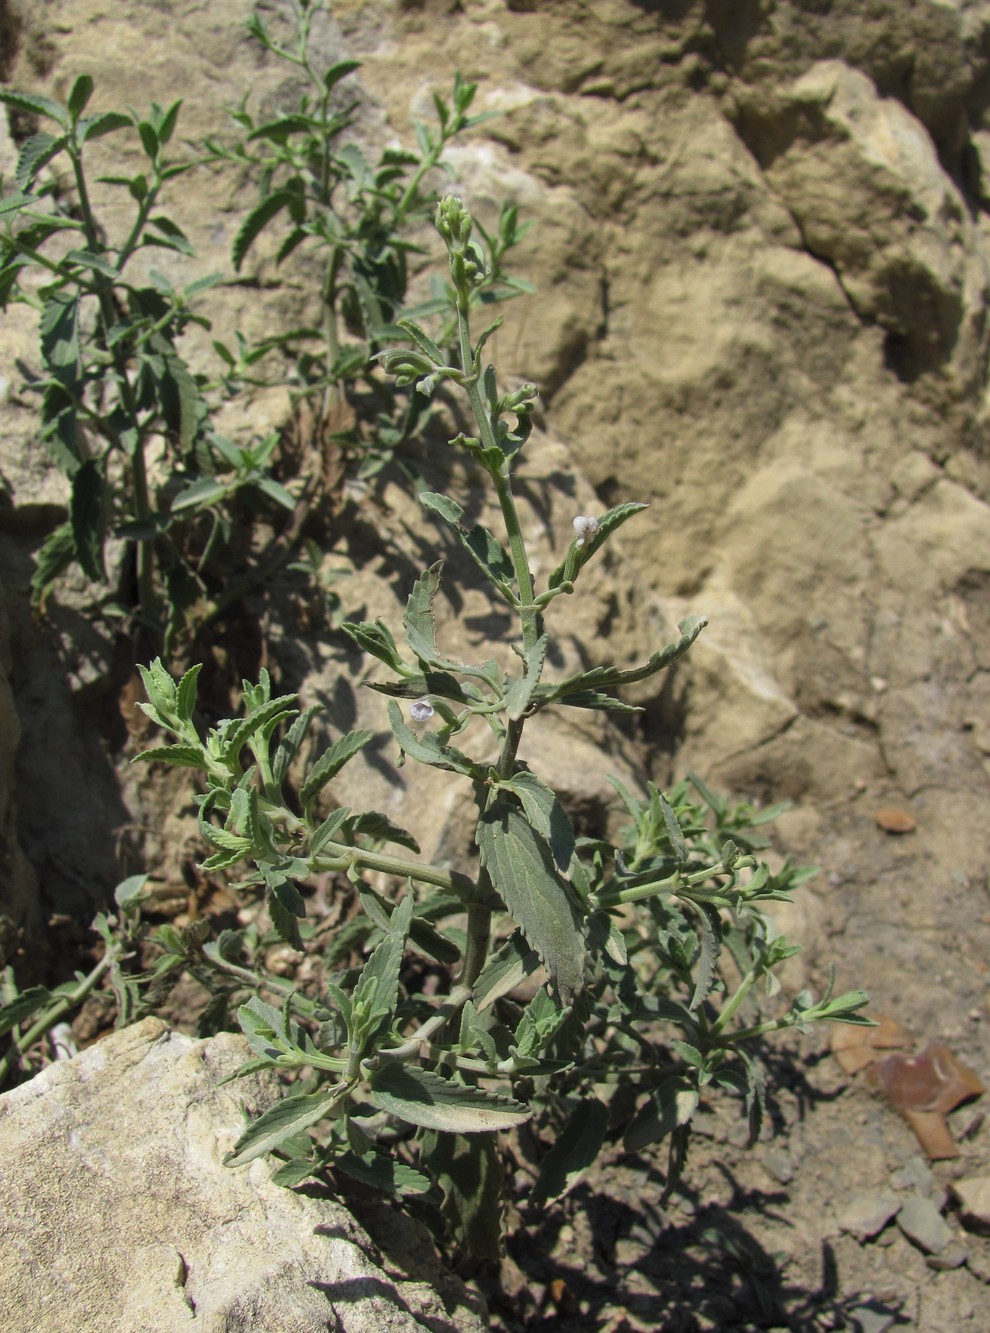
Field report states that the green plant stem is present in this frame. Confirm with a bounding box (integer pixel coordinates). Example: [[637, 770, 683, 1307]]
[[710, 963, 762, 1038], [314, 842, 480, 903], [0, 952, 116, 1085]]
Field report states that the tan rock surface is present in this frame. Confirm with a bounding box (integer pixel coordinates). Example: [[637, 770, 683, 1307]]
[[0, 1017, 485, 1333]]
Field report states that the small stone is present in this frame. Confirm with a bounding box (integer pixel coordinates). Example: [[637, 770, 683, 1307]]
[[761, 1146, 794, 1184], [874, 806, 916, 833], [897, 1195, 954, 1254], [846, 1303, 897, 1333], [951, 1176, 990, 1233], [838, 1193, 900, 1241], [891, 1155, 935, 1194], [926, 1240, 968, 1270]]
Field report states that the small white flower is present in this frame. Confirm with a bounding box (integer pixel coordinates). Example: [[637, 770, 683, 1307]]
[[572, 514, 599, 547], [409, 698, 435, 723]]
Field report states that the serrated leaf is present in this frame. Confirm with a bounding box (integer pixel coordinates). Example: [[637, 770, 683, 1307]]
[[70, 459, 106, 582], [404, 561, 442, 665], [504, 635, 547, 721], [267, 885, 304, 949], [15, 132, 63, 189], [501, 771, 575, 872], [387, 700, 479, 777], [133, 743, 206, 768], [78, 110, 133, 141], [422, 1131, 504, 1260], [367, 1062, 530, 1132], [476, 801, 585, 1002], [547, 500, 649, 590], [420, 492, 515, 597], [0, 90, 68, 127], [685, 900, 722, 1012], [308, 806, 351, 857], [546, 616, 707, 703], [299, 729, 373, 809], [334, 1151, 432, 1196], [225, 1086, 347, 1167], [65, 249, 119, 279], [658, 791, 688, 863], [530, 1097, 610, 1207]]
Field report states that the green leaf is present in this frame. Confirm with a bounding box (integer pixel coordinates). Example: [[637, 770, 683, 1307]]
[[387, 700, 479, 777], [473, 932, 542, 1011], [504, 634, 547, 721], [30, 522, 75, 607], [133, 743, 206, 768], [545, 616, 707, 704], [476, 800, 586, 1002], [225, 1087, 348, 1167], [403, 561, 442, 665], [15, 132, 64, 189], [350, 893, 413, 1046], [334, 1151, 432, 1196], [267, 884, 304, 950], [0, 90, 69, 127], [658, 790, 688, 863], [421, 1131, 504, 1260], [232, 190, 299, 271], [299, 729, 373, 809], [323, 59, 361, 91], [419, 492, 516, 598], [114, 874, 150, 910], [171, 477, 232, 511], [40, 291, 80, 373], [501, 770, 575, 872], [65, 249, 119, 279], [67, 75, 94, 119], [685, 900, 722, 1012], [624, 1078, 700, 1153], [78, 110, 133, 141], [341, 619, 406, 672], [530, 1097, 610, 1207], [367, 1062, 530, 1132], [308, 806, 351, 857], [547, 500, 649, 590], [70, 459, 106, 582], [0, 986, 53, 1037]]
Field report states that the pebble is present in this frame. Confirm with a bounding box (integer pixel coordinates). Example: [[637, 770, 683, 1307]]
[[761, 1146, 794, 1184], [951, 1176, 990, 1233], [874, 806, 916, 834], [837, 1193, 901, 1242], [846, 1303, 896, 1333], [926, 1240, 968, 1270], [891, 1155, 935, 1195], [897, 1195, 954, 1254]]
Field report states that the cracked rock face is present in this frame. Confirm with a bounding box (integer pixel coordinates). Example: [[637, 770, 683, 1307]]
[[0, 1019, 485, 1333]]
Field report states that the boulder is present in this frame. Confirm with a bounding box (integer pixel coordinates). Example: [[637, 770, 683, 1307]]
[[0, 1018, 485, 1333]]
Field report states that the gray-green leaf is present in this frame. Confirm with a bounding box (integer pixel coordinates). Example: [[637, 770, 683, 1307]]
[[476, 801, 585, 1002], [367, 1062, 530, 1132]]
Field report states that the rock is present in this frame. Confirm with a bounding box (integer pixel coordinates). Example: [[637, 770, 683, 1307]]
[[896, 1194, 955, 1255], [0, 1018, 484, 1333], [837, 1193, 900, 1242], [951, 1176, 990, 1234], [926, 1240, 969, 1271]]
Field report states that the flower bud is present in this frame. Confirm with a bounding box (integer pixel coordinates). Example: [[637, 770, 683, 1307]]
[[436, 195, 473, 249]]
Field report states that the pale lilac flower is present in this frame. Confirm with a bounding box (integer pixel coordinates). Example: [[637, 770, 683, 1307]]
[[409, 698, 435, 723], [572, 514, 599, 547]]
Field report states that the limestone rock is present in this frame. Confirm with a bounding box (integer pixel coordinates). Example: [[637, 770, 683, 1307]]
[[0, 1018, 485, 1333]]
